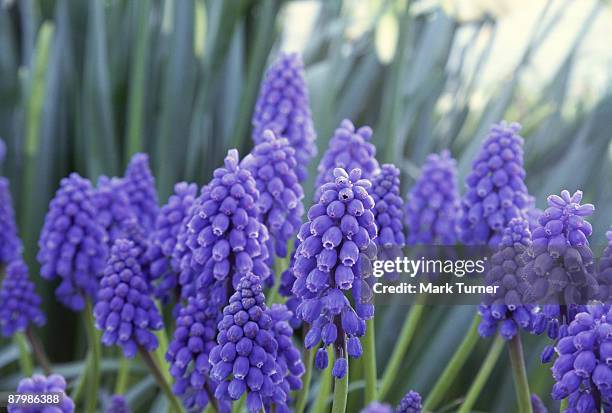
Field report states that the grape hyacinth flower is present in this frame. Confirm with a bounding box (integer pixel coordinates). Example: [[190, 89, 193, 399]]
[[478, 218, 534, 340], [37, 173, 109, 311], [171, 192, 202, 301], [458, 122, 531, 247], [252, 52, 316, 183], [293, 168, 378, 378], [361, 402, 393, 413], [123, 153, 159, 233], [0, 260, 45, 337], [397, 390, 423, 413], [406, 150, 459, 245], [209, 274, 286, 412], [106, 395, 131, 413], [242, 130, 304, 258], [148, 182, 198, 301], [371, 164, 405, 248], [7, 374, 74, 413], [95, 176, 136, 244], [94, 239, 163, 357], [0, 177, 22, 266], [549, 305, 612, 411], [315, 119, 379, 194]]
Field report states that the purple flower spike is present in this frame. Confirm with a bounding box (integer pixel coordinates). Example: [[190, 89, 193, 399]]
[[406, 150, 459, 245], [242, 130, 305, 258], [123, 153, 159, 233], [372, 164, 405, 247], [293, 167, 378, 371], [209, 274, 286, 411], [361, 402, 393, 413], [252, 52, 316, 183], [0, 177, 23, 266], [105, 395, 131, 413], [478, 218, 535, 340], [94, 239, 163, 358], [37, 173, 109, 311], [148, 182, 198, 302], [95, 176, 136, 244], [549, 305, 612, 410], [315, 119, 379, 195], [397, 390, 423, 413], [0, 260, 45, 337], [458, 122, 531, 247], [8, 374, 74, 413]]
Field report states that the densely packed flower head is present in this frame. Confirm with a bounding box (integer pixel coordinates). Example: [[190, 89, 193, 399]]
[[478, 218, 534, 340], [371, 164, 405, 247], [292, 168, 378, 378], [406, 150, 459, 245], [252, 52, 316, 183], [94, 238, 163, 358], [397, 390, 423, 413], [549, 305, 612, 411], [95, 176, 136, 244], [122, 153, 159, 233], [361, 402, 393, 413], [105, 395, 131, 413], [315, 119, 379, 194], [242, 130, 304, 258], [37, 173, 109, 311], [0, 177, 23, 266], [458, 122, 531, 247], [0, 260, 45, 337], [148, 182, 198, 301], [184, 150, 270, 294], [209, 274, 285, 412], [8, 374, 74, 413]]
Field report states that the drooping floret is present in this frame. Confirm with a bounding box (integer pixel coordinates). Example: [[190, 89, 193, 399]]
[[0, 177, 23, 266]]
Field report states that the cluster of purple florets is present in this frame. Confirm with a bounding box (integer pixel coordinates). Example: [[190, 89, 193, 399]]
[[359, 390, 423, 413], [105, 395, 131, 413], [95, 176, 136, 244], [122, 154, 159, 233], [1, 178, 22, 265], [8, 374, 74, 413], [371, 164, 405, 247]]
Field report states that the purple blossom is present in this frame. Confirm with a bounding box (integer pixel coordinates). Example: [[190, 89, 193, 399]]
[[8, 374, 74, 413], [252, 52, 316, 183], [292, 168, 378, 378], [0, 260, 45, 337], [478, 218, 535, 340], [397, 390, 423, 413], [458, 122, 531, 247], [315, 119, 379, 195], [361, 402, 393, 413], [242, 130, 304, 258], [95, 176, 136, 244], [372, 164, 405, 247], [148, 182, 198, 301], [549, 305, 612, 411], [123, 153, 159, 233], [94, 238, 163, 358], [406, 150, 459, 245], [105, 395, 131, 413], [531, 394, 548, 413], [0, 177, 23, 266], [209, 274, 285, 412], [37, 173, 109, 311]]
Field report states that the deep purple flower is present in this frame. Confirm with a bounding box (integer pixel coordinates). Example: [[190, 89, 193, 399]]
[[148, 182, 198, 301], [372, 164, 405, 247], [8, 374, 74, 413], [361, 402, 393, 413], [478, 218, 535, 340], [37, 173, 109, 311], [406, 150, 459, 245], [0, 260, 45, 337], [396, 390, 423, 413], [105, 395, 131, 413], [292, 168, 378, 378], [458, 122, 531, 247], [94, 239, 163, 358], [242, 130, 304, 258], [0, 177, 23, 266], [95, 176, 136, 244], [122, 153, 159, 233], [252, 52, 316, 183], [315, 119, 379, 194], [549, 305, 612, 411], [531, 394, 548, 413], [209, 274, 285, 412]]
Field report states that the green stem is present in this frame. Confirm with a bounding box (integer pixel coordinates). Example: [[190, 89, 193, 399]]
[[457, 335, 505, 413], [312, 347, 334, 413], [25, 327, 52, 375], [508, 335, 533, 413], [233, 393, 245, 413], [139, 348, 184, 413], [115, 356, 130, 394], [84, 299, 101, 413], [331, 346, 348, 413], [15, 333, 34, 377], [266, 256, 287, 306], [363, 319, 377, 404], [424, 314, 480, 411], [295, 346, 315, 413], [379, 304, 423, 399], [71, 351, 91, 403], [560, 399, 568, 411]]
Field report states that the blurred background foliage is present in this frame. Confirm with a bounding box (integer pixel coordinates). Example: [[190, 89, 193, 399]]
[[0, 0, 611, 411]]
